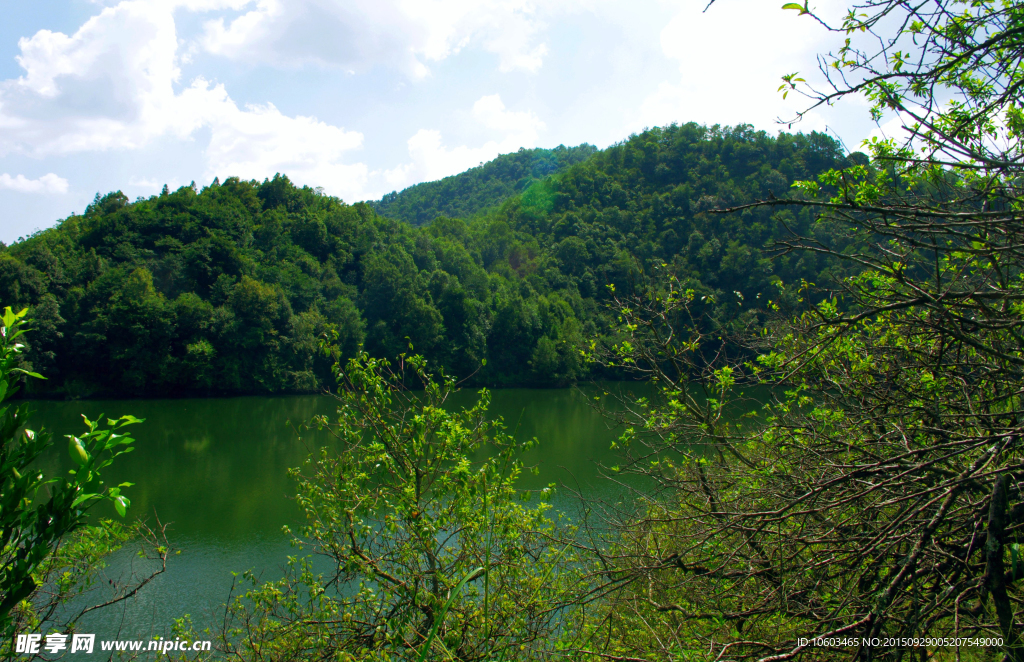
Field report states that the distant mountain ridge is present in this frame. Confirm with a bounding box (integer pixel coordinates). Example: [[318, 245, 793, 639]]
[[0, 123, 860, 397], [371, 144, 598, 225]]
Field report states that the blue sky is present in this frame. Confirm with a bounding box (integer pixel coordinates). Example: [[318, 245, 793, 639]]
[[0, 0, 878, 243]]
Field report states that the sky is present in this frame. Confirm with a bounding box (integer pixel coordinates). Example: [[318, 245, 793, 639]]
[[0, 0, 880, 243]]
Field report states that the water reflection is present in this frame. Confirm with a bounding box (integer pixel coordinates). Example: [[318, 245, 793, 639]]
[[23, 384, 650, 638]]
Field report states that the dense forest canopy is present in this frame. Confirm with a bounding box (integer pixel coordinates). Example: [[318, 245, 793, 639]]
[[371, 143, 598, 225], [581, 0, 1024, 657], [0, 123, 857, 397], [5, 0, 1024, 658]]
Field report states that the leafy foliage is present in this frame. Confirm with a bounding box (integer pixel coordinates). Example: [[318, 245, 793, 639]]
[[1, 126, 856, 396], [371, 144, 598, 226], [576, 0, 1024, 659], [0, 307, 164, 641], [178, 351, 576, 661]]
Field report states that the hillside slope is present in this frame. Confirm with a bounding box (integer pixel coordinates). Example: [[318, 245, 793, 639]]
[[1, 123, 857, 397], [371, 144, 598, 225]]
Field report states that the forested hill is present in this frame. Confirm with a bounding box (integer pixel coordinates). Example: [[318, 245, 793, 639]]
[[1, 123, 856, 398], [371, 144, 598, 225]]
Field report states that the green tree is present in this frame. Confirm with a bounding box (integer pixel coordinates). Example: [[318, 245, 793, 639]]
[[580, 0, 1024, 659], [0, 307, 152, 637], [360, 246, 445, 359], [372, 144, 598, 226], [2, 123, 855, 395], [186, 351, 575, 661]]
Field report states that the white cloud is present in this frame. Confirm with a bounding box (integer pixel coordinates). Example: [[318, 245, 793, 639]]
[[199, 0, 558, 75], [171, 0, 253, 12], [382, 94, 543, 190], [1, 1, 188, 155], [866, 113, 915, 146], [0, 1, 366, 198], [0, 1, 557, 206], [0, 173, 69, 194], [633, 0, 845, 134], [201, 95, 369, 200], [127, 176, 161, 189], [472, 93, 542, 136]]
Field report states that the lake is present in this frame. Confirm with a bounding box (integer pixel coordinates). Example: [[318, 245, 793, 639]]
[[24, 384, 650, 640]]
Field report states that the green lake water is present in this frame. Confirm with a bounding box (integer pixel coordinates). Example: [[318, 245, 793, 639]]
[[24, 384, 649, 639]]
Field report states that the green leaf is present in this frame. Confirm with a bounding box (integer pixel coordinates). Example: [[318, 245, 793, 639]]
[[1, 307, 20, 329], [68, 436, 90, 466], [71, 492, 99, 508], [417, 566, 484, 662], [114, 495, 129, 517]]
